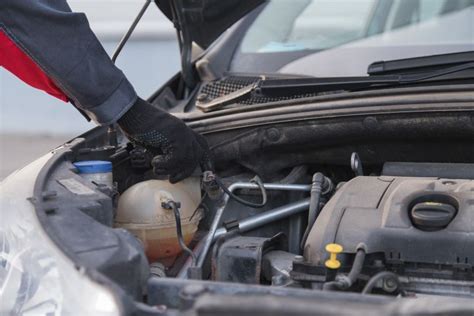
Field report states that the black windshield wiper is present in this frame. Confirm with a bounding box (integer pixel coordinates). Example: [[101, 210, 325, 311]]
[[258, 61, 474, 97], [197, 57, 474, 112], [368, 51, 474, 75]]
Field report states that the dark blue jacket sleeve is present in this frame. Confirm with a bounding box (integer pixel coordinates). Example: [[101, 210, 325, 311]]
[[0, 0, 137, 125]]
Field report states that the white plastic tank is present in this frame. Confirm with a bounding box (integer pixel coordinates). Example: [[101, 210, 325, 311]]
[[115, 178, 202, 264]]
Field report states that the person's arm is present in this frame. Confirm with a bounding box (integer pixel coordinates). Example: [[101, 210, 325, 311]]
[[1, 0, 136, 124], [1, 0, 210, 182]]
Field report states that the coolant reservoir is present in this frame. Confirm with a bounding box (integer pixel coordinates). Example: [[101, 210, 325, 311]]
[[115, 178, 202, 264]]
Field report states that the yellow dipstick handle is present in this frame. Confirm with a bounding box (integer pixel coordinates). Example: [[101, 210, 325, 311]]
[[325, 243, 343, 269]]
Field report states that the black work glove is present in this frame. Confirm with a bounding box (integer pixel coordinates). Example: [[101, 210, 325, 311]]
[[118, 98, 211, 183]]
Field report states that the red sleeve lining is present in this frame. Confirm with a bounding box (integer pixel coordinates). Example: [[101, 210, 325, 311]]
[[0, 29, 68, 102]]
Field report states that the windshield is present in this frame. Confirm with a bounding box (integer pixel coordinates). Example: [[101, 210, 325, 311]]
[[231, 0, 474, 77]]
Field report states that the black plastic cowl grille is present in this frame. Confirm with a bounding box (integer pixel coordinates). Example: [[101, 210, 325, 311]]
[[198, 76, 321, 106]]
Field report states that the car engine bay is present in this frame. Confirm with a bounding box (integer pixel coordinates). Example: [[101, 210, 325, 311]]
[[31, 108, 474, 313]]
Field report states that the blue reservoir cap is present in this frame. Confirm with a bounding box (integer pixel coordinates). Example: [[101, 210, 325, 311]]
[[73, 160, 112, 174]]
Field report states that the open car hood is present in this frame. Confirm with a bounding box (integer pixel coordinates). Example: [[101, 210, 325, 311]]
[[155, 0, 264, 49]]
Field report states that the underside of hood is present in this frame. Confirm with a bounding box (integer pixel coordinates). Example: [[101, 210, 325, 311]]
[[155, 0, 265, 49]]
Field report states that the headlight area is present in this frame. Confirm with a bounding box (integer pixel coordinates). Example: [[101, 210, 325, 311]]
[[0, 153, 121, 315]]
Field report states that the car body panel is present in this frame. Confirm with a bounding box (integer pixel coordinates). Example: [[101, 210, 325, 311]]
[[0, 150, 122, 315]]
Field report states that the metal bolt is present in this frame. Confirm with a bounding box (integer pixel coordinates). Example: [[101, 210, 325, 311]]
[[197, 93, 208, 102], [383, 277, 398, 293]]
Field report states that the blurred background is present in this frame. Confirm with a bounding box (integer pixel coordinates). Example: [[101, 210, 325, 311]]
[[0, 0, 180, 179]]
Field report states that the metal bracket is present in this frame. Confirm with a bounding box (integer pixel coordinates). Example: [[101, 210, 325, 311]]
[[213, 233, 285, 284]]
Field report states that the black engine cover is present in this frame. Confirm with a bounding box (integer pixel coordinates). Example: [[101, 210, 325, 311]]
[[304, 176, 474, 268]]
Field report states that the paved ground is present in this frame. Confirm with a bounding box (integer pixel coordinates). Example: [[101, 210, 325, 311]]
[[0, 134, 74, 180]]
